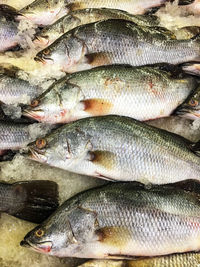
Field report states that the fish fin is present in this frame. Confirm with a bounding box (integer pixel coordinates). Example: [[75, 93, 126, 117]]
[[85, 53, 113, 67], [167, 180, 200, 195], [178, 0, 195, 5], [66, 3, 83, 12], [82, 98, 113, 116], [190, 140, 200, 156], [0, 4, 22, 21], [95, 226, 131, 249], [10, 180, 59, 223], [0, 64, 21, 77], [90, 150, 116, 171]]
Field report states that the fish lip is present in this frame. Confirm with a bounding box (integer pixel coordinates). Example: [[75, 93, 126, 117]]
[[20, 240, 31, 248], [29, 147, 47, 162], [20, 240, 53, 253], [34, 56, 45, 64]]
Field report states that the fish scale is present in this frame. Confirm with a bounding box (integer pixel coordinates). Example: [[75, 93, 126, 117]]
[[28, 115, 200, 184], [23, 65, 197, 123], [21, 182, 200, 258], [36, 19, 200, 73]]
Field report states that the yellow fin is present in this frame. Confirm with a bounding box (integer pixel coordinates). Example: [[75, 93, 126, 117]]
[[85, 53, 113, 67], [90, 150, 116, 171], [95, 226, 132, 249], [82, 98, 113, 116]]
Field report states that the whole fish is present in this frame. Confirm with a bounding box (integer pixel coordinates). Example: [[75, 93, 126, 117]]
[[79, 253, 200, 267], [0, 73, 44, 105], [0, 180, 58, 223], [35, 19, 200, 73], [175, 85, 200, 120], [22, 65, 198, 124], [20, 182, 200, 257], [34, 9, 160, 47], [18, 0, 168, 26], [27, 115, 200, 184]]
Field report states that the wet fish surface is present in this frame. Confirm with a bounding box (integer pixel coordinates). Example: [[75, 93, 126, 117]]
[[21, 182, 200, 257], [0, 180, 59, 223], [19, 0, 168, 26], [0, 73, 44, 105], [28, 115, 200, 184], [23, 65, 198, 123], [175, 85, 200, 120], [34, 8, 160, 47], [79, 253, 200, 266], [35, 19, 200, 73]]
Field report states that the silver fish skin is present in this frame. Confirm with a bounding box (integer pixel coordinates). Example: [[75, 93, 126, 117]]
[[0, 74, 43, 105], [19, 0, 166, 26], [35, 19, 200, 73], [0, 20, 20, 52], [28, 115, 200, 184], [175, 85, 200, 120], [20, 182, 200, 258], [79, 253, 200, 267], [22, 65, 198, 124], [0, 122, 31, 151], [34, 8, 160, 47]]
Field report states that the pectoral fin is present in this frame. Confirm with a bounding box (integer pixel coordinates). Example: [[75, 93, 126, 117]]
[[85, 53, 113, 67], [90, 150, 116, 171], [95, 226, 132, 249], [82, 98, 113, 116]]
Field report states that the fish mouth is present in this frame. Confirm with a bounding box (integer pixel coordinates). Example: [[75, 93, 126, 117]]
[[20, 240, 52, 253], [34, 56, 46, 64], [175, 107, 200, 119], [34, 36, 49, 47], [22, 109, 44, 121], [28, 147, 47, 163]]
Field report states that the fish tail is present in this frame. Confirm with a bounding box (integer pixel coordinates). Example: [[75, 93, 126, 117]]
[[178, 0, 195, 5], [11, 180, 59, 223], [190, 140, 200, 156]]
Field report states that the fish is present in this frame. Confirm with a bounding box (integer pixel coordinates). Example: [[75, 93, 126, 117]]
[[34, 9, 160, 47], [0, 180, 59, 223], [182, 63, 200, 76], [18, 0, 169, 26], [34, 19, 200, 73], [0, 19, 20, 52], [79, 253, 200, 266], [181, 0, 200, 15], [0, 73, 44, 105], [20, 181, 200, 257], [174, 26, 200, 40], [22, 65, 198, 124], [175, 85, 200, 120], [27, 115, 200, 184]]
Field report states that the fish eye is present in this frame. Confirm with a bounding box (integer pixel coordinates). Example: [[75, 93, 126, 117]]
[[36, 138, 47, 149], [30, 99, 40, 107], [35, 229, 44, 238], [43, 49, 50, 55], [189, 99, 198, 107]]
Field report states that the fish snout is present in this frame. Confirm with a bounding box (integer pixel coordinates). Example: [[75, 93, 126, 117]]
[[20, 240, 31, 248]]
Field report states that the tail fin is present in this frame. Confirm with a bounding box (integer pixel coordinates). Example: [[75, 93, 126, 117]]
[[10, 180, 59, 223], [190, 140, 200, 156], [178, 0, 195, 5]]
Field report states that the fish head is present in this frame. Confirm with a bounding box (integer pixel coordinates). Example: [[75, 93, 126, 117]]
[[23, 82, 82, 123], [27, 123, 91, 171], [175, 86, 200, 120], [20, 220, 70, 256], [19, 1, 69, 26], [34, 33, 86, 72], [21, 197, 98, 257]]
